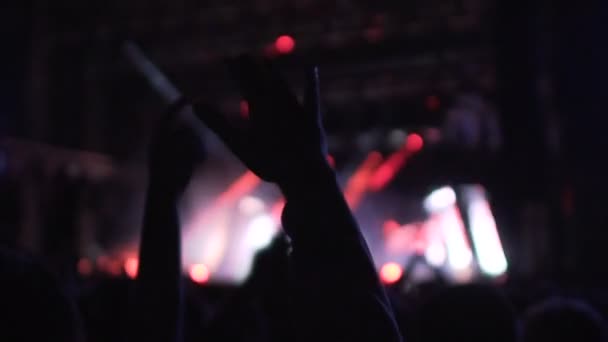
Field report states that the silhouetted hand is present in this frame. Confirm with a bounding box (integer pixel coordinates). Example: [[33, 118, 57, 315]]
[[132, 100, 203, 342], [195, 56, 330, 193], [148, 100, 203, 196]]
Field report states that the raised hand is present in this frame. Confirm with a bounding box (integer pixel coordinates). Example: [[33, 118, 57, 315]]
[[131, 101, 204, 342], [195, 56, 330, 194], [148, 99, 204, 196], [195, 57, 402, 341]]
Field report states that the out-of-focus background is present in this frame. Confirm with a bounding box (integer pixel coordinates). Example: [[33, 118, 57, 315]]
[[1, 0, 607, 339]]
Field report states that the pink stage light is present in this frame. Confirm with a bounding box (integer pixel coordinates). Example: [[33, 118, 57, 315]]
[[380, 262, 403, 284]]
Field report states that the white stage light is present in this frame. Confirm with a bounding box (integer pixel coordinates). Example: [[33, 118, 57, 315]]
[[425, 241, 447, 267], [468, 200, 508, 277], [238, 196, 266, 215], [424, 186, 457, 213], [246, 214, 278, 249]]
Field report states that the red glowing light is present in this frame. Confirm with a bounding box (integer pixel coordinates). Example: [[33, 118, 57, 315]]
[[344, 151, 384, 209], [406, 133, 424, 152], [124, 257, 139, 279], [326, 154, 336, 168], [108, 260, 122, 277], [275, 35, 295, 54], [426, 95, 441, 112], [217, 171, 261, 206], [380, 262, 403, 284], [364, 27, 384, 43], [368, 164, 394, 191], [96, 255, 110, 269], [240, 100, 249, 119], [271, 199, 286, 222], [189, 264, 210, 284], [383, 220, 401, 236], [77, 258, 93, 276]]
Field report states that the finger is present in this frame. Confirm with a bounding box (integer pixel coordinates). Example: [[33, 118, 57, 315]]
[[303, 66, 328, 155], [303, 66, 322, 124]]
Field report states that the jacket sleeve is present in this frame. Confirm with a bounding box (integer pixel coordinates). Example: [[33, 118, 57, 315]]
[[281, 169, 403, 341]]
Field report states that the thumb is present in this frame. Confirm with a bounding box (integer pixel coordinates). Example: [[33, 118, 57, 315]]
[[303, 66, 321, 123], [302, 66, 328, 156]]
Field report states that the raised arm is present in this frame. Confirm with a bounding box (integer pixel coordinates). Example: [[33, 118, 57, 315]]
[[195, 56, 402, 341], [130, 102, 203, 342]]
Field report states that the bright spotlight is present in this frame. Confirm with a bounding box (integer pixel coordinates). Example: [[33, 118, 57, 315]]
[[424, 241, 447, 267], [443, 208, 473, 271], [238, 196, 266, 215], [380, 262, 403, 285], [189, 264, 210, 284], [124, 257, 139, 279], [468, 199, 508, 277], [246, 214, 277, 249], [275, 35, 296, 54], [424, 186, 457, 213]]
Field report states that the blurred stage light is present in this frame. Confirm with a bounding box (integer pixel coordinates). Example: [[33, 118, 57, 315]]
[[425, 95, 441, 112], [364, 26, 384, 43], [189, 264, 210, 284], [275, 35, 295, 54], [240, 100, 250, 119], [217, 171, 262, 206], [443, 208, 473, 271], [271, 199, 286, 222], [109, 260, 122, 276], [383, 219, 402, 236], [77, 258, 93, 276], [238, 196, 266, 216], [96, 255, 110, 270], [406, 133, 424, 152], [344, 151, 384, 208], [124, 257, 139, 279], [246, 214, 278, 249], [326, 154, 336, 168], [424, 241, 447, 267], [380, 262, 403, 284], [423, 186, 457, 212], [468, 198, 508, 277]]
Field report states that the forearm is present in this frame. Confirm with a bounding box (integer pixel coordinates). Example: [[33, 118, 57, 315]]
[[281, 167, 376, 277], [131, 182, 183, 342], [281, 169, 402, 341]]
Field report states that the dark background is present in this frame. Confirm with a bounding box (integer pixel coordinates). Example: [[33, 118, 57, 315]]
[[1, 0, 608, 285]]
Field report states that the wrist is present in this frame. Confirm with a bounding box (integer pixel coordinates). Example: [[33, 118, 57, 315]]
[[279, 164, 338, 201]]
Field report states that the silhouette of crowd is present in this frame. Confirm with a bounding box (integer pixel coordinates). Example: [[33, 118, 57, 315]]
[[1, 56, 606, 342]]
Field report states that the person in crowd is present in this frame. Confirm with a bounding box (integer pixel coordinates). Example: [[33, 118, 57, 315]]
[[129, 98, 204, 342], [133, 55, 403, 341], [194, 55, 402, 341], [205, 233, 291, 341], [523, 297, 607, 342], [417, 284, 519, 342], [0, 248, 84, 341]]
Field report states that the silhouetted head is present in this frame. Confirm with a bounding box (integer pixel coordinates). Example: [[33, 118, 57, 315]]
[[0, 248, 83, 341], [523, 297, 606, 342], [247, 233, 290, 290], [418, 284, 519, 342]]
